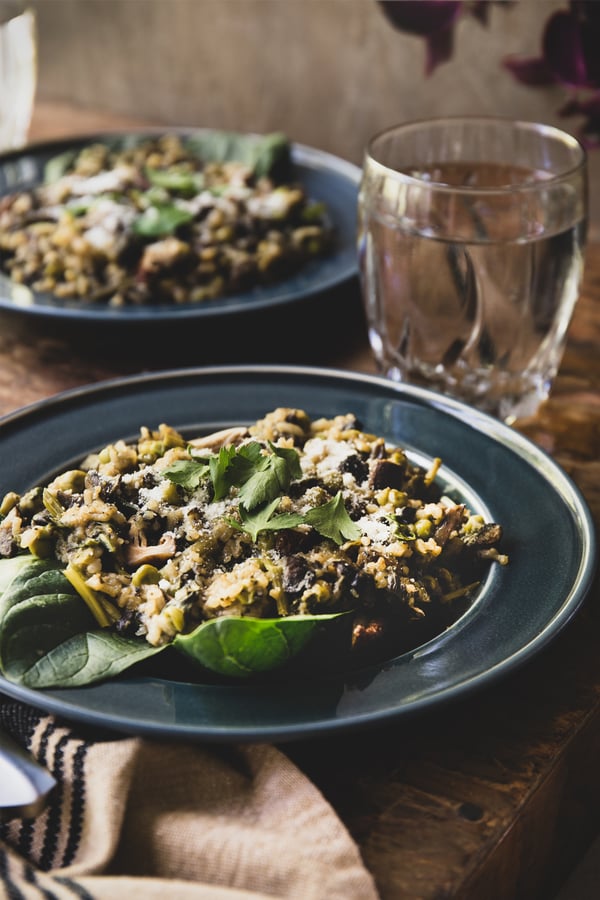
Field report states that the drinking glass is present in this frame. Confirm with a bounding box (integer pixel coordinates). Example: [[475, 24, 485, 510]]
[[0, 5, 37, 151], [357, 116, 588, 424]]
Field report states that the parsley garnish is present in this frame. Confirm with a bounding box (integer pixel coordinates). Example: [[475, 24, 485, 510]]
[[228, 499, 304, 543], [239, 443, 302, 509], [207, 441, 301, 506], [163, 441, 361, 545], [162, 457, 210, 491], [303, 493, 361, 544], [226, 490, 361, 545]]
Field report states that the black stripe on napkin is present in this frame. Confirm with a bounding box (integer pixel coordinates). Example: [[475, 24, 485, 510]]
[[59, 739, 89, 869], [39, 731, 70, 871]]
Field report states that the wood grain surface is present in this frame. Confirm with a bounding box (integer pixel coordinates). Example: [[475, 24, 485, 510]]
[[1, 103, 599, 900]]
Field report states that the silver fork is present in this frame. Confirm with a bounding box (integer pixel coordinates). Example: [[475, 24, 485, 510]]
[[0, 725, 56, 822]]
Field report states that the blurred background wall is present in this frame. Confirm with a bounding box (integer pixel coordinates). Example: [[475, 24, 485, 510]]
[[5, 0, 600, 232]]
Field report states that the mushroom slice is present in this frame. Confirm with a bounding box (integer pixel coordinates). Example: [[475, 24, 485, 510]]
[[126, 533, 177, 566], [188, 426, 250, 451]]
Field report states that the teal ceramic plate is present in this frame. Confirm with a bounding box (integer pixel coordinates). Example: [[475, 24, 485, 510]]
[[0, 366, 595, 742], [0, 132, 360, 323]]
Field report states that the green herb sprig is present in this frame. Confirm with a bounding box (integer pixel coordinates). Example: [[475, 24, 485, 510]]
[[163, 440, 361, 545]]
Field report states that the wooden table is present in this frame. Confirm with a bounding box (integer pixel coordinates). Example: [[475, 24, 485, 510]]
[[2, 103, 600, 900]]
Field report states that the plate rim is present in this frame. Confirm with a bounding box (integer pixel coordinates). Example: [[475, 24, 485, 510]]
[[0, 130, 361, 322], [0, 363, 596, 742]]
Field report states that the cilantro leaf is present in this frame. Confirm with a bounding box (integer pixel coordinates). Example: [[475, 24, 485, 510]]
[[166, 443, 362, 547], [210, 442, 263, 500], [226, 490, 360, 546], [209, 441, 301, 509], [238, 443, 302, 511], [226, 499, 304, 543], [162, 458, 210, 491], [210, 445, 238, 500], [303, 492, 362, 544]]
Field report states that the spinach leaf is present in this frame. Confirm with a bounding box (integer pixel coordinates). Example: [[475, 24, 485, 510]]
[[145, 166, 205, 196], [0, 555, 48, 596], [0, 556, 346, 687], [0, 592, 97, 681], [0, 557, 161, 687], [0, 557, 163, 687], [132, 203, 194, 237], [183, 131, 292, 180], [174, 613, 341, 678], [18, 631, 164, 689], [0, 557, 68, 620]]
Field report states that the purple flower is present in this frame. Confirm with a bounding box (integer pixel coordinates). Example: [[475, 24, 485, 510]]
[[378, 0, 600, 149], [503, 3, 596, 89], [503, 2, 600, 147], [560, 94, 600, 149], [377, 1, 511, 76], [377, 1, 463, 76]]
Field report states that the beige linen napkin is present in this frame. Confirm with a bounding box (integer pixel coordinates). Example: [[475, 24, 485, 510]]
[[0, 701, 380, 899]]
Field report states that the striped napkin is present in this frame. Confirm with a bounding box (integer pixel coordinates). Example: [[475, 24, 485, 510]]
[[0, 699, 379, 899]]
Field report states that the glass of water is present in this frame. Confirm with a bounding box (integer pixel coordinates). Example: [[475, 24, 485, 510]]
[[357, 116, 588, 424], [0, 5, 37, 151]]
